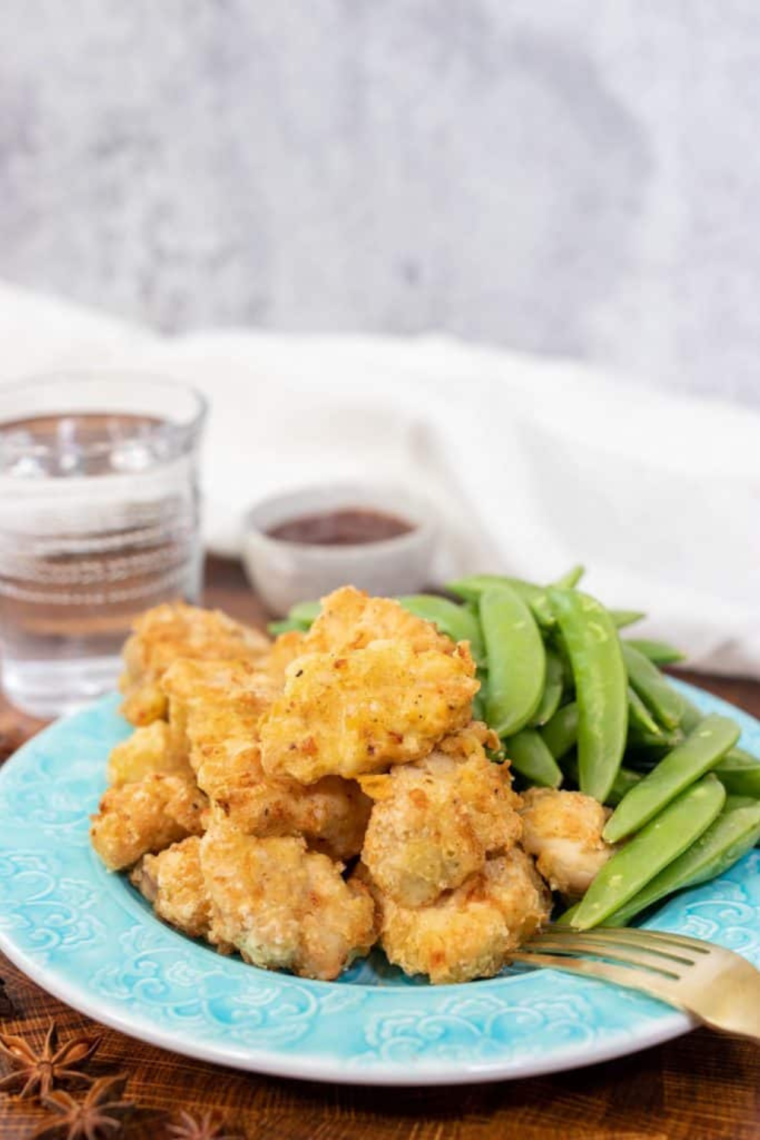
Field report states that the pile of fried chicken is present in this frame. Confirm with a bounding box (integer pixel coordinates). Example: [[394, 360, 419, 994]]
[[90, 587, 616, 984]]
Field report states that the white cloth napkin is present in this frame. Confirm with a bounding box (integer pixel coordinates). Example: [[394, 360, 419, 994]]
[[1, 282, 759, 677]]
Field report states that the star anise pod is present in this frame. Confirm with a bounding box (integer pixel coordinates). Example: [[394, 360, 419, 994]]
[[0, 1021, 102, 1099], [32, 1074, 133, 1139], [167, 1108, 243, 1140]]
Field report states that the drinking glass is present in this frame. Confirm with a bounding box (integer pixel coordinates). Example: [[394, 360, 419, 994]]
[[0, 373, 207, 717]]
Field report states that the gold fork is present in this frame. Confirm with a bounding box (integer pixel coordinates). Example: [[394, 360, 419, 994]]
[[510, 927, 760, 1041]]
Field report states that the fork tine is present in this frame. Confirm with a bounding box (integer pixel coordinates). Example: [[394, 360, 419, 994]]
[[532, 930, 695, 965], [547, 925, 713, 956], [521, 937, 684, 976], [509, 951, 686, 1008]]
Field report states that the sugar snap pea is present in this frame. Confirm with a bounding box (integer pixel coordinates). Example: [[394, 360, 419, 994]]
[[627, 686, 661, 738], [397, 595, 486, 664], [447, 575, 556, 630], [610, 610, 646, 629], [572, 774, 726, 929], [622, 643, 685, 730], [506, 729, 563, 788], [603, 714, 739, 843], [625, 638, 685, 666], [540, 702, 578, 759], [268, 616, 310, 636], [601, 798, 760, 926], [288, 599, 322, 624], [530, 649, 564, 727], [559, 753, 641, 805], [480, 585, 546, 736], [714, 750, 760, 798], [552, 564, 585, 588], [548, 588, 628, 803]]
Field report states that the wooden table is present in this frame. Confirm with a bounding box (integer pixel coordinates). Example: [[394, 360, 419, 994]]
[[1, 556, 758, 1140]]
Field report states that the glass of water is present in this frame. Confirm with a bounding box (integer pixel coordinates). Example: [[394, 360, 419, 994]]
[[0, 373, 207, 718]]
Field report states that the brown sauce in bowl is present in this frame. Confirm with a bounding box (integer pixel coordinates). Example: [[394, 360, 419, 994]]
[[266, 508, 414, 546]]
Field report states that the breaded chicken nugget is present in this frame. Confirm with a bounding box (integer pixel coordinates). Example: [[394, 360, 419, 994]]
[[90, 774, 207, 871], [261, 639, 478, 784], [200, 820, 377, 980], [304, 586, 456, 656], [266, 629, 307, 689], [107, 721, 194, 787], [361, 728, 522, 907], [519, 787, 615, 900], [373, 848, 551, 984], [131, 836, 218, 942], [120, 603, 270, 725], [164, 658, 370, 860]]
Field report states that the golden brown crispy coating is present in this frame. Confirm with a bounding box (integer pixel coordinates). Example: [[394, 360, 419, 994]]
[[304, 586, 456, 656], [372, 847, 551, 984], [519, 787, 615, 900], [260, 639, 478, 784], [164, 658, 370, 860], [161, 657, 277, 765], [361, 729, 522, 908], [200, 819, 377, 980], [131, 836, 216, 942], [90, 774, 208, 871], [265, 629, 307, 689], [120, 603, 270, 725], [107, 721, 194, 787]]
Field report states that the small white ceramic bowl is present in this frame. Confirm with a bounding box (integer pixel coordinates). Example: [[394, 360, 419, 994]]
[[241, 483, 438, 615]]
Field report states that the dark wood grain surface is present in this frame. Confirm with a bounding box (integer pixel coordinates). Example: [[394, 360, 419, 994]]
[[1, 556, 758, 1140]]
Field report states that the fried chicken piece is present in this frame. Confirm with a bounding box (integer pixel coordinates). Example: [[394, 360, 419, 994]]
[[119, 603, 271, 725], [261, 639, 478, 784], [107, 721, 194, 787], [304, 586, 455, 656], [266, 629, 307, 689], [131, 836, 217, 942], [90, 774, 208, 871], [200, 820, 377, 980], [372, 847, 551, 984], [519, 787, 615, 900], [164, 658, 370, 859], [361, 725, 522, 907], [161, 657, 277, 764]]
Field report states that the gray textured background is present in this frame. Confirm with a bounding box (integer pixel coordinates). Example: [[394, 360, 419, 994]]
[[2, 1, 759, 404]]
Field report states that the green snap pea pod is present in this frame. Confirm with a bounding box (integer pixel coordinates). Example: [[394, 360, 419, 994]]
[[552, 564, 585, 588], [472, 677, 488, 723], [397, 595, 486, 664], [610, 610, 646, 629], [622, 643, 685, 730], [267, 616, 310, 636], [714, 750, 760, 798], [447, 575, 556, 631], [288, 599, 322, 624], [601, 798, 760, 926], [506, 729, 563, 788], [548, 588, 628, 803], [539, 702, 578, 759], [529, 650, 564, 727], [626, 728, 684, 757], [724, 794, 759, 811], [480, 585, 546, 736], [624, 638, 686, 666], [627, 686, 661, 737], [603, 714, 739, 843], [558, 753, 641, 805], [571, 774, 726, 929], [606, 765, 643, 807]]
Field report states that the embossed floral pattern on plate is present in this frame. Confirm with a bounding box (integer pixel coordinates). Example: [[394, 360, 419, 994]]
[[0, 686, 758, 1085]]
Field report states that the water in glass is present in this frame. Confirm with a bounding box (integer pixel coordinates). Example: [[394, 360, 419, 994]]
[[0, 379, 205, 717]]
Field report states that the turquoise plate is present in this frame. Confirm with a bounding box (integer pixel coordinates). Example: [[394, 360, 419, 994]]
[[0, 683, 758, 1086]]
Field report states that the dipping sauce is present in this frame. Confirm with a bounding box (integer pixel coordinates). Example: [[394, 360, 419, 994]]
[[267, 507, 414, 546]]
